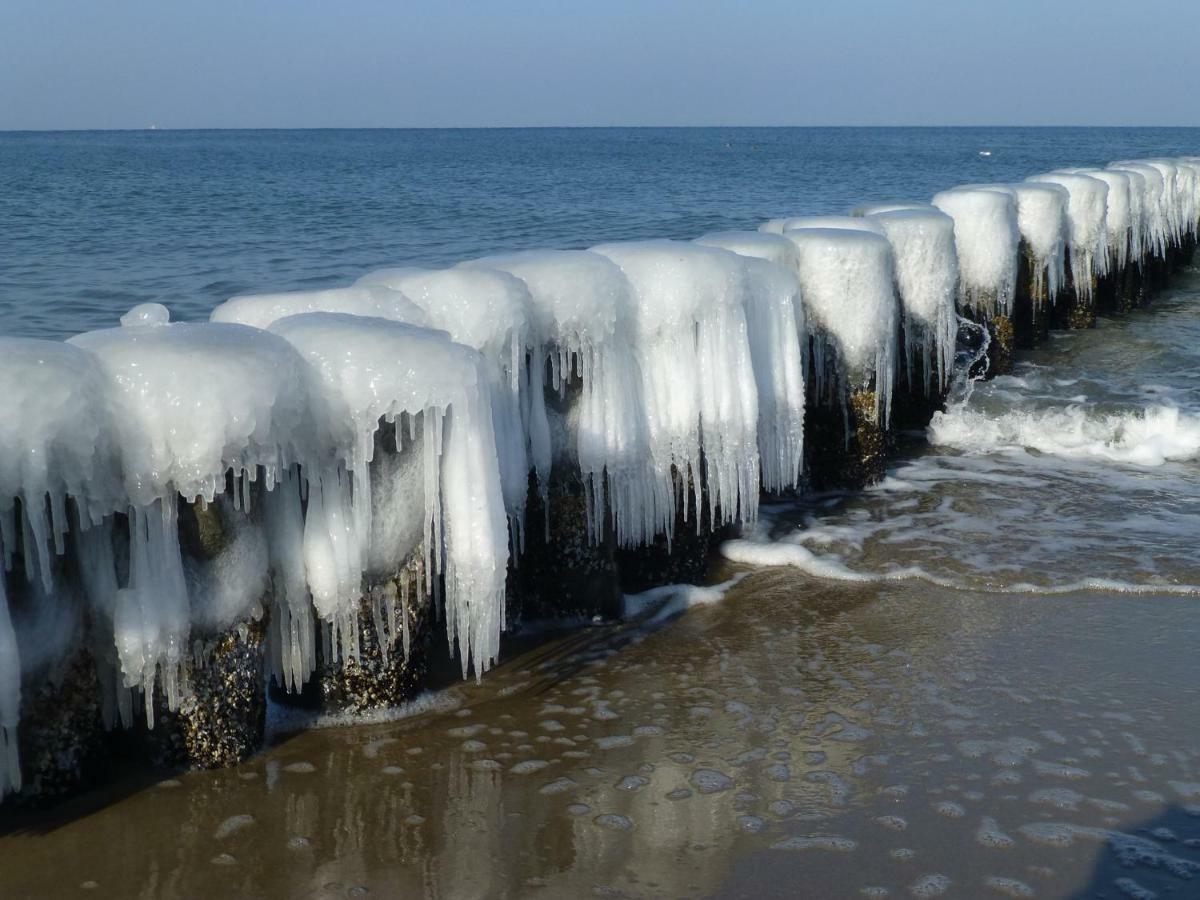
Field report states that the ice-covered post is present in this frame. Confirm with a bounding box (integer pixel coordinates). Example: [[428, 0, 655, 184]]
[[1055, 169, 1134, 314], [931, 188, 1020, 374], [66, 314, 340, 769], [460, 249, 651, 622], [588, 240, 764, 582], [1023, 173, 1108, 329], [262, 312, 512, 704], [0, 339, 124, 804], [857, 208, 958, 425], [781, 226, 898, 488]]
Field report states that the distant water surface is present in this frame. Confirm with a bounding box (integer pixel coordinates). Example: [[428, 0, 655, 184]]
[[3, 126, 1200, 338]]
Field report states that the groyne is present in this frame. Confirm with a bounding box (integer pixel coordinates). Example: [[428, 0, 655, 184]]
[[1, 156, 1197, 805]]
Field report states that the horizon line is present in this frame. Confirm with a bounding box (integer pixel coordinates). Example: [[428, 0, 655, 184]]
[[4, 123, 1200, 135]]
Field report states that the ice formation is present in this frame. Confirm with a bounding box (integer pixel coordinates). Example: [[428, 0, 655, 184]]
[[931, 188, 1020, 318], [590, 240, 761, 530], [0, 338, 126, 794], [3, 150, 1200, 800], [1109, 163, 1167, 260], [267, 313, 509, 679], [1026, 173, 1109, 297], [354, 267, 548, 542], [863, 208, 959, 391], [782, 228, 898, 424], [956, 183, 1069, 305], [851, 203, 928, 217], [458, 250, 657, 545], [68, 318, 337, 722], [1059, 169, 1133, 272], [1137, 159, 1182, 244], [694, 232, 807, 491], [695, 230, 802, 273], [211, 285, 430, 331], [774, 215, 885, 236], [1176, 159, 1200, 239]]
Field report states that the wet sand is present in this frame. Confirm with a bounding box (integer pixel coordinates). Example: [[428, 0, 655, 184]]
[[3, 567, 1198, 899]]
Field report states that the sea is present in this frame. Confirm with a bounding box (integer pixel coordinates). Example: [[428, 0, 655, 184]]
[[3, 128, 1200, 899]]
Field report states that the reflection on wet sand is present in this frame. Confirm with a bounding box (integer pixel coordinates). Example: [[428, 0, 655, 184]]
[[3, 569, 1199, 899]]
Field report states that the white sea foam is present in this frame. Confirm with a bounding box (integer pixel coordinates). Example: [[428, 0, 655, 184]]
[[929, 402, 1200, 467]]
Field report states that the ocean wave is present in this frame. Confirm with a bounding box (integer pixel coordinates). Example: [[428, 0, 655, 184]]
[[928, 402, 1200, 467], [719, 538, 1200, 597]]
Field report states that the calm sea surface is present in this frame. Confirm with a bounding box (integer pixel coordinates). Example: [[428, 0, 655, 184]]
[[3, 128, 1200, 898], [3, 126, 1200, 338]]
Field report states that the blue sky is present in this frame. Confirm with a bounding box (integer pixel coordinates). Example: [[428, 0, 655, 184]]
[[1, 0, 1196, 130]]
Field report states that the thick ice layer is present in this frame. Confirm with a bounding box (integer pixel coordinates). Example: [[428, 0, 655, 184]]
[[70, 320, 335, 507], [590, 240, 761, 531], [851, 202, 928, 217], [958, 183, 1069, 304], [1109, 162, 1168, 259], [931, 188, 1020, 318], [269, 313, 509, 678], [1026, 173, 1109, 295], [211, 285, 430, 331], [695, 230, 802, 273], [1138, 159, 1183, 244], [780, 216, 885, 236], [1174, 157, 1200, 238], [0, 340, 123, 589], [783, 228, 897, 424], [355, 267, 548, 539], [694, 234, 807, 491], [0, 340, 127, 790], [865, 208, 958, 391], [459, 250, 656, 545], [66, 318, 339, 715], [1010, 183, 1069, 302], [1060, 169, 1133, 271]]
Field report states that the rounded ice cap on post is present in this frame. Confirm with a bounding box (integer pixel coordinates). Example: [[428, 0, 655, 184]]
[[695, 230, 802, 272], [70, 321, 337, 508], [761, 215, 885, 236], [781, 216, 886, 236], [211, 285, 430, 331], [851, 202, 929, 217], [931, 187, 1020, 318], [0, 339, 124, 574], [782, 227, 898, 426]]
